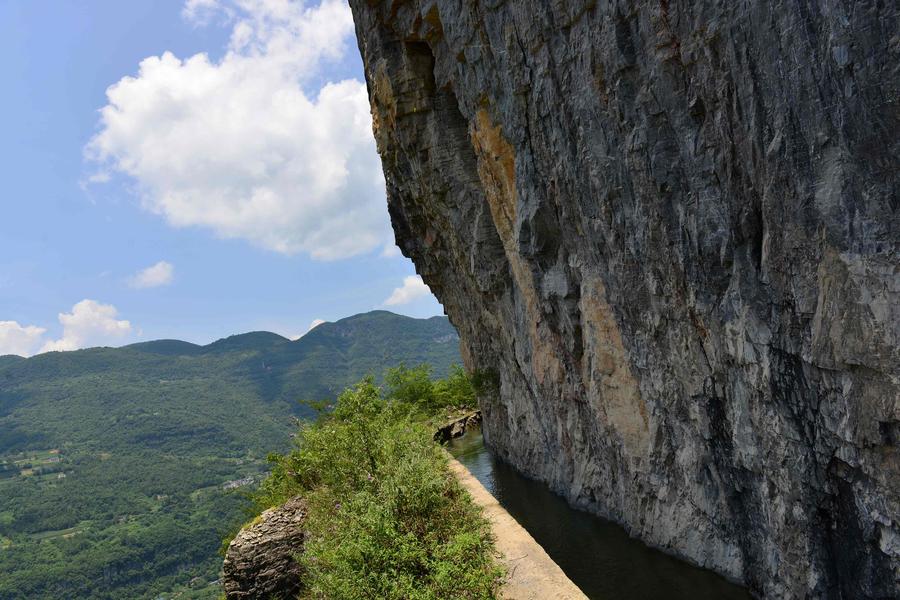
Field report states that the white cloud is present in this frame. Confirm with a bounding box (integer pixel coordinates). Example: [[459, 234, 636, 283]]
[[87, 0, 389, 260], [40, 300, 133, 353], [0, 322, 47, 357], [290, 318, 326, 340], [383, 275, 431, 306], [128, 261, 175, 289], [87, 172, 111, 184], [380, 243, 402, 258], [183, 0, 226, 24]]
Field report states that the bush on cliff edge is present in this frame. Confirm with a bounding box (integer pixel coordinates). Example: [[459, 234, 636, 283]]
[[255, 374, 501, 599]]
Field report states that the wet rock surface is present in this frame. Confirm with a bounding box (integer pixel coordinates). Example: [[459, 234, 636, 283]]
[[222, 496, 306, 599], [348, 1, 900, 597]]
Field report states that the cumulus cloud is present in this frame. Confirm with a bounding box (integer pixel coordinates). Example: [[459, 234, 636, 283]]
[[40, 300, 133, 353], [87, 0, 389, 259], [0, 322, 47, 357], [128, 261, 175, 289], [289, 318, 326, 340], [383, 275, 431, 306]]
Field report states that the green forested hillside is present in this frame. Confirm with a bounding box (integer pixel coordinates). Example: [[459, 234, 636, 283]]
[[0, 311, 460, 599]]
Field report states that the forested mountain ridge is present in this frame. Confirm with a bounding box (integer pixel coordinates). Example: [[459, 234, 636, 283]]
[[0, 310, 460, 599]]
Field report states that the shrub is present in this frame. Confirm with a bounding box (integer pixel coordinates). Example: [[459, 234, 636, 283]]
[[384, 364, 434, 408], [432, 365, 477, 411], [384, 364, 477, 416], [256, 374, 501, 599]]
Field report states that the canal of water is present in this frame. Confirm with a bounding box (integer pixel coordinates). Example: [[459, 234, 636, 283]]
[[448, 429, 751, 600]]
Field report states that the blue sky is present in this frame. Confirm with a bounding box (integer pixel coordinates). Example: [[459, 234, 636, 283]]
[[0, 0, 441, 356]]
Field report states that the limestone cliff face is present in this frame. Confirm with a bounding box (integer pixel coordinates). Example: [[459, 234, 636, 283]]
[[348, 1, 899, 597]]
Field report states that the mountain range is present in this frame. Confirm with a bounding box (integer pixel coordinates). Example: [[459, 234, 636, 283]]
[[0, 310, 461, 599]]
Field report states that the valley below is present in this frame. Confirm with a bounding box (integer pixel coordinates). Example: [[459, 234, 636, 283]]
[[0, 311, 461, 599]]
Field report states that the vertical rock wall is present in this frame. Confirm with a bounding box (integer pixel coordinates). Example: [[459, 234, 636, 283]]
[[348, 1, 900, 597]]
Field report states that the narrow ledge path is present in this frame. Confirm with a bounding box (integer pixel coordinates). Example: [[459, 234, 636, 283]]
[[447, 456, 589, 600]]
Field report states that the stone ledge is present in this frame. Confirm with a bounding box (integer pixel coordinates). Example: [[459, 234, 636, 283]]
[[447, 456, 588, 600]]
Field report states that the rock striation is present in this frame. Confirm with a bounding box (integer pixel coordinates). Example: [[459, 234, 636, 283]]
[[348, 1, 900, 597], [222, 496, 306, 599]]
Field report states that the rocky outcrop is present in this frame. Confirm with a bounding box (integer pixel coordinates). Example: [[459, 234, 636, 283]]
[[348, 1, 900, 597], [434, 410, 482, 442], [222, 496, 306, 599]]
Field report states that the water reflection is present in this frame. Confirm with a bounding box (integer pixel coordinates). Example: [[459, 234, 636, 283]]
[[448, 429, 751, 600]]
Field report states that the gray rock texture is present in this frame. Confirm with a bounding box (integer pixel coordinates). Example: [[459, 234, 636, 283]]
[[348, 1, 900, 597], [434, 409, 482, 443], [222, 496, 306, 599]]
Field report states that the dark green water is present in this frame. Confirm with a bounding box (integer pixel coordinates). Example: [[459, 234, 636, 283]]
[[448, 430, 751, 600]]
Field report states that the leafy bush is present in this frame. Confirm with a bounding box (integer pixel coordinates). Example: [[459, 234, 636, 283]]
[[384, 364, 477, 416], [256, 374, 500, 599]]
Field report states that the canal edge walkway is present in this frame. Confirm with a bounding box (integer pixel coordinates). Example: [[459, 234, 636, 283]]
[[447, 455, 589, 600]]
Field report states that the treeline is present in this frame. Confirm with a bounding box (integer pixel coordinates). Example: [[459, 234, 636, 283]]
[[0, 496, 238, 599], [0, 448, 255, 599]]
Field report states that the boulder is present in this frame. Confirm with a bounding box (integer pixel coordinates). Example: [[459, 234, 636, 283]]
[[223, 496, 306, 599]]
